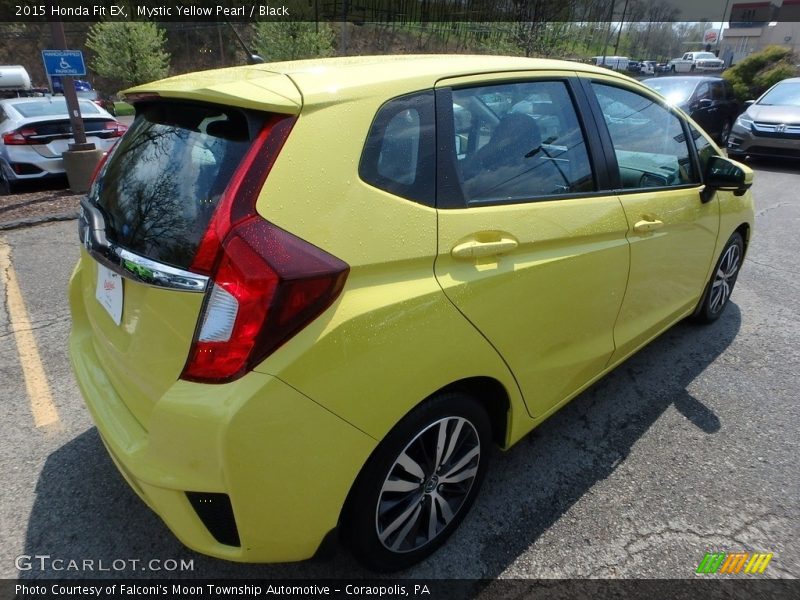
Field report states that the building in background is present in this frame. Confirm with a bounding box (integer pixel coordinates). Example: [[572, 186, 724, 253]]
[[721, 0, 800, 65]]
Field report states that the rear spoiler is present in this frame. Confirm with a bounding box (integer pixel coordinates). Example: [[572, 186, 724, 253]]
[[122, 67, 302, 115]]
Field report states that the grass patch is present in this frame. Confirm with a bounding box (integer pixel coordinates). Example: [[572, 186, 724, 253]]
[[114, 101, 135, 116]]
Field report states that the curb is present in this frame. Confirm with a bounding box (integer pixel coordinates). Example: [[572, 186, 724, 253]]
[[0, 212, 79, 232]]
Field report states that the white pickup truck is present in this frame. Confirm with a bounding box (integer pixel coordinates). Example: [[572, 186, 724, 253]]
[[668, 52, 724, 73]]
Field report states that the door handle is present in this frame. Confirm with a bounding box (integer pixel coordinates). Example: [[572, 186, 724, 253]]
[[633, 219, 664, 233], [451, 237, 519, 259]]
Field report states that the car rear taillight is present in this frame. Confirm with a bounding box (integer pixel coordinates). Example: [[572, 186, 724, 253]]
[[2, 128, 37, 145], [181, 114, 349, 384], [182, 219, 349, 383]]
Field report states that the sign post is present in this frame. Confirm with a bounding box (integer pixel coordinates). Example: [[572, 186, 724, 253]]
[[46, 23, 102, 193], [42, 44, 90, 149]]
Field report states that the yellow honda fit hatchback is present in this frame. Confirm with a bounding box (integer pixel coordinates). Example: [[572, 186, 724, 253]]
[[69, 55, 754, 571]]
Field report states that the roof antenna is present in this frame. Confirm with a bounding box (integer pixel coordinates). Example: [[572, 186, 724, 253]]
[[226, 22, 265, 64]]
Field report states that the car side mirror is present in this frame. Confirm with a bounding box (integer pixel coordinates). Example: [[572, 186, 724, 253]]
[[744, 99, 755, 107], [698, 98, 713, 108], [701, 155, 753, 202]]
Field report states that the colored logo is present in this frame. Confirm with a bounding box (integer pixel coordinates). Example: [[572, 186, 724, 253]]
[[696, 552, 773, 574]]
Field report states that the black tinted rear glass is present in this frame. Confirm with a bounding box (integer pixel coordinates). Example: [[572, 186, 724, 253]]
[[89, 102, 255, 269]]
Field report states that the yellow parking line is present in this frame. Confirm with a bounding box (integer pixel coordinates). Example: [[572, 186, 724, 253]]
[[0, 239, 60, 428]]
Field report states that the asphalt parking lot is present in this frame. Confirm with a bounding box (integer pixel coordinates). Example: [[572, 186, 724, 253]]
[[0, 159, 798, 582]]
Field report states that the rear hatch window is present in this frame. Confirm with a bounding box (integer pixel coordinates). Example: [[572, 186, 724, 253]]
[[89, 101, 257, 269], [12, 98, 101, 117]]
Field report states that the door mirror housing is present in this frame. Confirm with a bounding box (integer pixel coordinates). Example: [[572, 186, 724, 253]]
[[697, 98, 713, 109], [701, 155, 753, 202]]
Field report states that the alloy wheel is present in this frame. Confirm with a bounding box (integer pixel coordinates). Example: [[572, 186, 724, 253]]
[[375, 416, 481, 553], [709, 242, 741, 314]]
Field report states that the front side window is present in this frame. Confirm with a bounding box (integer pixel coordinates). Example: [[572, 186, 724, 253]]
[[450, 80, 594, 205], [592, 83, 697, 189]]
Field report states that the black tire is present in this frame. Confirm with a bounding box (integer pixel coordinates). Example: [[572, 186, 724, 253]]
[[341, 392, 491, 572], [693, 232, 744, 323], [0, 170, 16, 195]]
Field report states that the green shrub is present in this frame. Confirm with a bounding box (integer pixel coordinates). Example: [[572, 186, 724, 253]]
[[723, 45, 798, 101], [753, 62, 797, 92]]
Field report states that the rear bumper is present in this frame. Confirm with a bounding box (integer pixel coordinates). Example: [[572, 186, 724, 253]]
[[68, 265, 377, 563], [2, 137, 115, 180], [1, 155, 64, 180]]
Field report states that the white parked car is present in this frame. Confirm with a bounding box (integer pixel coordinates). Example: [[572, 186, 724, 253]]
[[640, 61, 657, 75], [0, 96, 126, 194]]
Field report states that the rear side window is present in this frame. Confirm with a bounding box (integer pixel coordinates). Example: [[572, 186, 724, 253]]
[[359, 91, 435, 206], [450, 80, 595, 205], [89, 101, 257, 269]]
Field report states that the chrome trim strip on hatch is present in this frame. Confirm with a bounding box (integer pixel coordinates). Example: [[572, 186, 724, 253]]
[[78, 198, 209, 293], [114, 248, 209, 292]]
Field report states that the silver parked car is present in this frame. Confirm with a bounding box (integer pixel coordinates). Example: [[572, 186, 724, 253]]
[[728, 77, 800, 159], [0, 96, 126, 194]]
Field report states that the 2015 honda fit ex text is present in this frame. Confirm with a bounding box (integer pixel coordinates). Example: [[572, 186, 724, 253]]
[[69, 55, 754, 572]]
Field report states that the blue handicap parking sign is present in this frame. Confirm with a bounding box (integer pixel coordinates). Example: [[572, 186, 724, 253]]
[[42, 50, 87, 77]]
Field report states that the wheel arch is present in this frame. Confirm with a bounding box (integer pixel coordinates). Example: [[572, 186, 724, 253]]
[[337, 375, 513, 526], [431, 376, 511, 448], [337, 380, 508, 568]]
